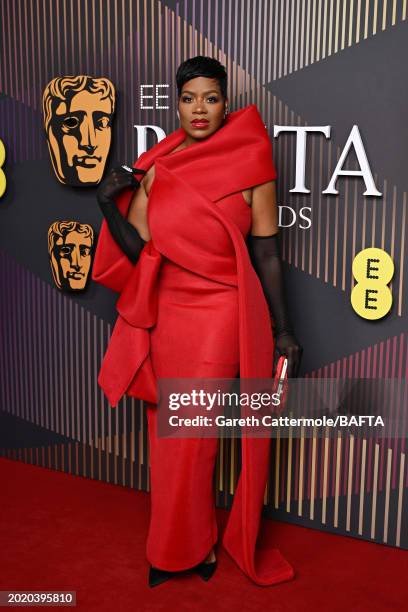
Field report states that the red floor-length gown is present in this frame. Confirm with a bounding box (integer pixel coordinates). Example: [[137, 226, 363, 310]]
[[92, 104, 295, 585]]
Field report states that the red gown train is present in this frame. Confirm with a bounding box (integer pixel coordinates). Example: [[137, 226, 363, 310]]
[[92, 104, 295, 585]]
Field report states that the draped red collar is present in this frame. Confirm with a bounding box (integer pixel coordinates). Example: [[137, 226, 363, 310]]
[[92, 104, 276, 294], [92, 103, 294, 586]]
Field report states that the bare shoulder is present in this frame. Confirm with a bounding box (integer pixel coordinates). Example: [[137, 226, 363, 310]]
[[253, 179, 276, 193]]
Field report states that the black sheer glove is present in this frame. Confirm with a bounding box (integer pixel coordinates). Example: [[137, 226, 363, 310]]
[[247, 232, 303, 378], [96, 166, 147, 265]]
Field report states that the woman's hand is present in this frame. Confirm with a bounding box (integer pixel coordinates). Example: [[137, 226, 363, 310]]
[[97, 166, 146, 204], [273, 331, 303, 378]]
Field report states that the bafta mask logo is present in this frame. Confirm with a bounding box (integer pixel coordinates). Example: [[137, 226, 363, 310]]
[[43, 76, 115, 186], [48, 221, 94, 291]]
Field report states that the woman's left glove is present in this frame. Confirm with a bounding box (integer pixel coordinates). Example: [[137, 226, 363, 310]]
[[247, 232, 303, 378]]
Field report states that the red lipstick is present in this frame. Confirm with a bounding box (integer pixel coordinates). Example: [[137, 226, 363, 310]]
[[191, 119, 209, 129]]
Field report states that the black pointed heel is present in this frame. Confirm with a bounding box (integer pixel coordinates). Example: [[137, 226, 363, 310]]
[[194, 559, 218, 581], [148, 565, 174, 587]]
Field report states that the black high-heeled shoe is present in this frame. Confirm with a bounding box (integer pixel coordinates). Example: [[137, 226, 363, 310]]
[[194, 558, 218, 581], [148, 565, 174, 587]]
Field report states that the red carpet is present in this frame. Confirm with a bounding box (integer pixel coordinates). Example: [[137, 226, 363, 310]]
[[0, 457, 406, 611]]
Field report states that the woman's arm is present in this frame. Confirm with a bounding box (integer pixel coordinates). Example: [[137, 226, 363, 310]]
[[96, 167, 147, 264], [248, 180, 279, 234], [247, 180, 303, 377]]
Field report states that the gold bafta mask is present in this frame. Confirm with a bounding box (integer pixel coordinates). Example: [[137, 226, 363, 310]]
[[48, 221, 94, 291], [43, 76, 115, 186]]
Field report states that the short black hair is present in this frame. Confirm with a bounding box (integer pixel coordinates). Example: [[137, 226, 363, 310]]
[[176, 56, 227, 99]]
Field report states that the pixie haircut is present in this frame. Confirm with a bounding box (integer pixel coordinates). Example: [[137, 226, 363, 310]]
[[176, 56, 228, 99]]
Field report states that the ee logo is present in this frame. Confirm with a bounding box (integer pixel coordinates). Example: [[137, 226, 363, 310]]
[[351, 248, 394, 320], [0, 137, 5, 198]]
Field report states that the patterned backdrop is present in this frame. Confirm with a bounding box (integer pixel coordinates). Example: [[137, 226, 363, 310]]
[[0, 0, 407, 549]]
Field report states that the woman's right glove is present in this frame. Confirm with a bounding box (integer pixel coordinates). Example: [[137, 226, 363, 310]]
[[96, 166, 147, 265]]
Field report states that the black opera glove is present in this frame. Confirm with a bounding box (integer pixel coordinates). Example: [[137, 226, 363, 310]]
[[247, 232, 303, 378], [96, 166, 147, 265]]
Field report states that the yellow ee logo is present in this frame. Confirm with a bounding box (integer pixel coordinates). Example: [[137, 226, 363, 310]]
[[351, 248, 394, 320], [0, 138, 6, 198]]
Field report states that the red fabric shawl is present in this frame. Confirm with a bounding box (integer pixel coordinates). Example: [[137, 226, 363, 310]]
[[92, 104, 295, 586]]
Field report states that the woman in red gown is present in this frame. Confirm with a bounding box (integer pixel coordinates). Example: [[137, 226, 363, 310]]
[[92, 56, 302, 587]]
